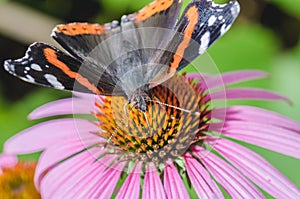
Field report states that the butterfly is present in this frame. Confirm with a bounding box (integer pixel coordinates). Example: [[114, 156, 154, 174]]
[[4, 0, 240, 113]]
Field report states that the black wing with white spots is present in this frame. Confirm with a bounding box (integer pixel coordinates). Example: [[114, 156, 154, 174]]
[[4, 42, 125, 95], [175, 0, 240, 70]]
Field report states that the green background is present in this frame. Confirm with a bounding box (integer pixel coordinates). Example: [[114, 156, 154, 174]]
[[0, 0, 299, 198]]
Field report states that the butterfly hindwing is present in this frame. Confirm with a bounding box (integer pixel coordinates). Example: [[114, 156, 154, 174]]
[[123, 0, 182, 29], [52, 22, 120, 62], [52, 0, 182, 63], [4, 42, 124, 95]]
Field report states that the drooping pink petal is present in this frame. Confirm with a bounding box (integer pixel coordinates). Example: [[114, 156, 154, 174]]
[[184, 153, 224, 199], [4, 119, 99, 154], [28, 98, 95, 120], [143, 163, 166, 199], [214, 106, 300, 133], [40, 151, 114, 198], [164, 162, 189, 199], [35, 138, 102, 189], [41, 150, 105, 197], [56, 155, 117, 199], [203, 70, 268, 88], [211, 88, 290, 103], [206, 137, 300, 198], [222, 120, 300, 158], [72, 91, 98, 100], [192, 146, 265, 198], [116, 162, 142, 199], [86, 161, 126, 199]]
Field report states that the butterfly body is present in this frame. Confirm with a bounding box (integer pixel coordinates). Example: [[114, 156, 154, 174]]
[[4, 0, 240, 113]]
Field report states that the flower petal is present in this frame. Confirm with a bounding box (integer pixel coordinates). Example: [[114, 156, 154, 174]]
[[143, 163, 166, 199], [164, 162, 189, 199], [116, 162, 142, 199], [222, 120, 300, 158], [211, 88, 290, 103], [40, 151, 114, 198], [34, 136, 102, 188], [86, 162, 126, 199], [28, 97, 95, 120], [203, 70, 269, 88], [215, 106, 300, 133], [206, 137, 300, 198], [58, 156, 117, 199], [192, 146, 265, 198], [4, 119, 99, 154], [184, 153, 224, 199]]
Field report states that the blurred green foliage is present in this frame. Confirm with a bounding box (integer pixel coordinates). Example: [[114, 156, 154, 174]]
[[0, 0, 299, 198], [271, 0, 300, 19]]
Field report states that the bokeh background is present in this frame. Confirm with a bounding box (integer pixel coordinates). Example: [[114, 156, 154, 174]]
[[0, 0, 299, 198]]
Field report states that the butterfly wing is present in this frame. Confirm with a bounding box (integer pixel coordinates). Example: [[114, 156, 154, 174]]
[[52, 0, 182, 62], [4, 0, 183, 98], [52, 22, 120, 62], [4, 0, 239, 99], [49, 0, 183, 97], [174, 0, 240, 70], [148, 0, 240, 88], [123, 0, 182, 29], [4, 42, 125, 95]]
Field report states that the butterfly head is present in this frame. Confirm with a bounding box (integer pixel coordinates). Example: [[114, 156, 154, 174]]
[[128, 91, 151, 113]]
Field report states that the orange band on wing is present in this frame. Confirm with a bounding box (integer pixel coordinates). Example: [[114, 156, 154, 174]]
[[134, 0, 174, 23], [44, 48, 101, 94], [170, 6, 199, 70], [55, 23, 106, 36]]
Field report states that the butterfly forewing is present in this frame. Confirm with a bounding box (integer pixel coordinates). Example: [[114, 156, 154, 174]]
[[122, 0, 182, 29], [4, 42, 124, 95], [174, 0, 240, 70], [146, 0, 240, 88]]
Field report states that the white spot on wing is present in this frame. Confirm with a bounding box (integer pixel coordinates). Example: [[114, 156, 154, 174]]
[[44, 74, 65, 89], [212, 1, 226, 8], [4, 61, 14, 72], [25, 67, 30, 71], [31, 63, 42, 71], [220, 24, 232, 36], [25, 75, 35, 83], [231, 2, 241, 17], [208, 15, 217, 27], [199, 31, 210, 55], [22, 60, 29, 65]]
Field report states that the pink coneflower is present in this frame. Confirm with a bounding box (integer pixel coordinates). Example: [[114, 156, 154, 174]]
[[3, 70, 300, 198], [0, 154, 41, 198]]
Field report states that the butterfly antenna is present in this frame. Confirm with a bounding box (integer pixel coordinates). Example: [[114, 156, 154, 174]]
[[101, 132, 113, 150], [123, 102, 130, 127], [146, 99, 200, 116], [143, 111, 151, 132]]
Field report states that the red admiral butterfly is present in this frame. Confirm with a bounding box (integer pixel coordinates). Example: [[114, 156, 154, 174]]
[[4, 0, 240, 113]]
